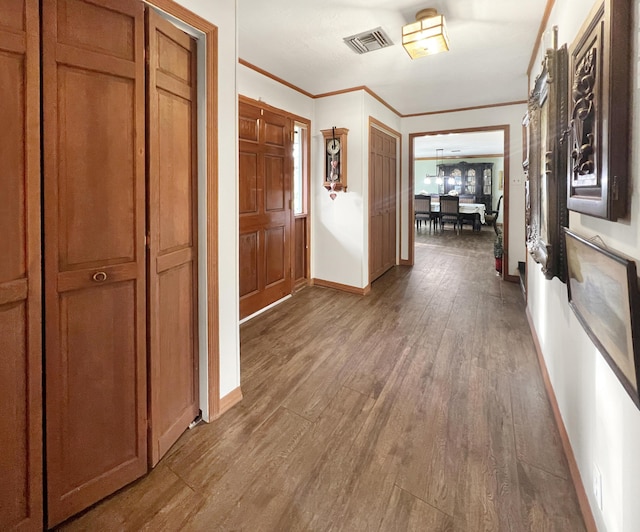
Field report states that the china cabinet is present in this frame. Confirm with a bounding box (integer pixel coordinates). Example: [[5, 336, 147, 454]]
[[437, 161, 493, 211]]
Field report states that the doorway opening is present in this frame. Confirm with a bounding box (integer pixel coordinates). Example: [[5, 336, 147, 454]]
[[408, 126, 510, 278]]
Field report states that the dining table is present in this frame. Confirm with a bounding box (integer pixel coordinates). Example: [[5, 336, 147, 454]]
[[431, 202, 487, 230]]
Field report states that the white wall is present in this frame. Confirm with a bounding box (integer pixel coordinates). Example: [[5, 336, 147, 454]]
[[237, 64, 314, 120], [175, 0, 240, 399], [310, 91, 402, 288], [313, 92, 367, 287], [527, 1, 640, 530], [401, 104, 527, 277]]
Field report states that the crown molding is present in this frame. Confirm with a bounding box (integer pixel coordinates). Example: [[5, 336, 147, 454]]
[[238, 58, 314, 98], [239, 58, 527, 119], [403, 100, 528, 118]]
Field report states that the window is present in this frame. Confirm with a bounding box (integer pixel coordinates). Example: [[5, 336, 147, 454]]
[[293, 123, 307, 215]]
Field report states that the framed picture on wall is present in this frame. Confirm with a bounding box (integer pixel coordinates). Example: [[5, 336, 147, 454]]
[[565, 229, 640, 407], [526, 27, 569, 282], [566, 0, 630, 220]]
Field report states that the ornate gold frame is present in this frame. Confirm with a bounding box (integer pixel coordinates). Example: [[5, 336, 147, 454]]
[[526, 28, 569, 282]]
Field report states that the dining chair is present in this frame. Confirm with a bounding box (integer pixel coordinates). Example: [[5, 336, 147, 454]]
[[485, 195, 503, 234], [414, 194, 435, 231], [439, 195, 460, 233], [459, 194, 475, 204]]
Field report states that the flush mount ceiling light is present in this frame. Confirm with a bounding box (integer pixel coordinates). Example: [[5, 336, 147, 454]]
[[402, 8, 450, 59]]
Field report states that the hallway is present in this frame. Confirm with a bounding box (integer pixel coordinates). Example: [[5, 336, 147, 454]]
[[61, 228, 585, 530]]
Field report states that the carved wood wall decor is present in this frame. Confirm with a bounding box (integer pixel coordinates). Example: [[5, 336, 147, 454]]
[[567, 0, 630, 219], [526, 28, 569, 282]]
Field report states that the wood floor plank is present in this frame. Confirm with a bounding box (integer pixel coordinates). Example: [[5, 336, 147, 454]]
[[58, 465, 203, 531], [321, 346, 416, 529], [511, 359, 569, 478], [395, 329, 472, 517], [454, 365, 523, 531], [182, 407, 312, 529], [379, 485, 457, 532], [216, 386, 375, 530], [517, 461, 586, 531]]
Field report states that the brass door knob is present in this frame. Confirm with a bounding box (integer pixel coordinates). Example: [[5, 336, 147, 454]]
[[92, 271, 108, 282]]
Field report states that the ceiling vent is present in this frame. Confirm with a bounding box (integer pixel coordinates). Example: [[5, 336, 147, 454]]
[[343, 27, 393, 54]]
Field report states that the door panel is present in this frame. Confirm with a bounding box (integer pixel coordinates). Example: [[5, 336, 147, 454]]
[[369, 127, 397, 283], [265, 226, 286, 286], [0, 0, 42, 529], [240, 232, 259, 297], [265, 156, 285, 211], [239, 152, 259, 214], [57, 67, 137, 269], [43, 0, 147, 526], [147, 8, 199, 467], [57, 283, 140, 488], [57, 0, 136, 60], [239, 101, 292, 319], [158, 91, 193, 251], [294, 217, 307, 283]]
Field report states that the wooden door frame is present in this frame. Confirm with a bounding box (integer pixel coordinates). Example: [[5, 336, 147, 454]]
[[407, 125, 511, 280], [293, 119, 312, 290], [146, 0, 221, 419], [368, 117, 402, 285]]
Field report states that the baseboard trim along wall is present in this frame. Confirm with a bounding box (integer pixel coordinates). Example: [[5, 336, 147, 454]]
[[216, 387, 243, 418], [312, 278, 371, 295], [526, 309, 597, 532], [239, 295, 292, 325]]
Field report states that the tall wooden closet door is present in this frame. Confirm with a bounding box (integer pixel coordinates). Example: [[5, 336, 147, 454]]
[[43, 0, 147, 526], [147, 9, 199, 467], [369, 126, 397, 283], [239, 101, 292, 319], [0, 0, 42, 529]]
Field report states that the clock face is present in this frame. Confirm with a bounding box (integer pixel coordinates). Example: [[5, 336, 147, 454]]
[[326, 138, 341, 155]]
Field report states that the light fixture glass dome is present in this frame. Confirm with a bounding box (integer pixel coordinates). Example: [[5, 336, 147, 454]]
[[402, 8, 450, 59]]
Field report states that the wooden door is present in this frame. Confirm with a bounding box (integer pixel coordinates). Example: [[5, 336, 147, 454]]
[[0, 0, 42, 529], [43, 0, 147, 526], [239, 101, 292, 319], [369, 126, 397, 282], [147, 8, 200, 467]]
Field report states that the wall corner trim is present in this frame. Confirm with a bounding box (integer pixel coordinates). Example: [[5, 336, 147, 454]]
[[525, 308, 597, 532], [216, 387, 243, 418]]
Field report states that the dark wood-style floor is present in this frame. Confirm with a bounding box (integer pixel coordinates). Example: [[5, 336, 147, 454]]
[[60, 226, 586, 531]]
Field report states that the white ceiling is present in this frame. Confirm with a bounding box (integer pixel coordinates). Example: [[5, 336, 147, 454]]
[[237, 0, 547, 116], [414, 130, 505, 159]]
